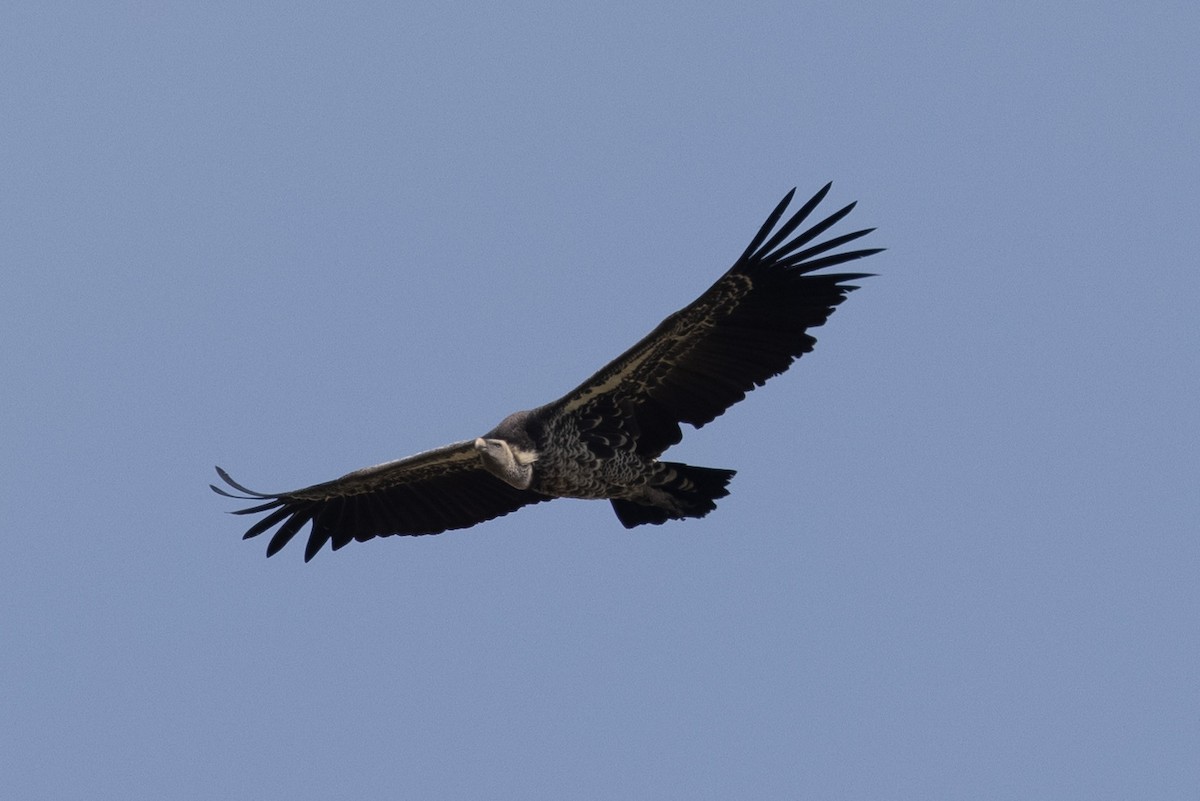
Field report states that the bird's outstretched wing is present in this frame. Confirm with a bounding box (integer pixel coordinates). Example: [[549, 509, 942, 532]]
[[550, 183, 882, 456], [212, 440, 547, 561]]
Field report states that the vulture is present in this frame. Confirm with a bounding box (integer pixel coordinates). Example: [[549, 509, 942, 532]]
[[213, 183, 882, 560]]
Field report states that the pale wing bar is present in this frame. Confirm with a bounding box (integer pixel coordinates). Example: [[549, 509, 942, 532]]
[[212, 442, 547, 561]]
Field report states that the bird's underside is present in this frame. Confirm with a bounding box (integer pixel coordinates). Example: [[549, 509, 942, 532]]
[[213, 183, 883, 560]]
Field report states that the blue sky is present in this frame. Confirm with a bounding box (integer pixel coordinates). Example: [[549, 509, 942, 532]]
[[3, 2, 1197, 798]]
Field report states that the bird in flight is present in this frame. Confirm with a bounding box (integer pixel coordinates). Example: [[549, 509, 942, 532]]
[[213, 183, 882, 560]]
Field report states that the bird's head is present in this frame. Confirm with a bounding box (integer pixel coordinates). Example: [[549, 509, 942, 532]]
[[474, 437, 537, 490]]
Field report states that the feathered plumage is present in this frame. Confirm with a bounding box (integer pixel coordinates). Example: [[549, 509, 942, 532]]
[[213, 183, 883, 560]]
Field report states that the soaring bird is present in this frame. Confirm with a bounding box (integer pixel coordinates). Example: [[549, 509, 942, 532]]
[[213, 184, 882, 560]]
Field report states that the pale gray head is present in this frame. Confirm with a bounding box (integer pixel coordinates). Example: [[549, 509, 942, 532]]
[[474, 436, 538, 490]]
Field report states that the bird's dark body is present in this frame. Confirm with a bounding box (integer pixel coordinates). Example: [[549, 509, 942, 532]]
[[505, 409, 651, 500], [488, 407, 731, 525], [213, 184, 883, 560]]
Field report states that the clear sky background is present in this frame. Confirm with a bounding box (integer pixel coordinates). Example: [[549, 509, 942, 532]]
[[3, 2, 1197, 798]]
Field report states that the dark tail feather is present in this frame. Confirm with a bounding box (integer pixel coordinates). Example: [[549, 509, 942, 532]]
[[610, 463, 736, 528]]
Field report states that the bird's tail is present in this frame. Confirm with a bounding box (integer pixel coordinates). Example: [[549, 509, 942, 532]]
[[609, 463, 736, 528]]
